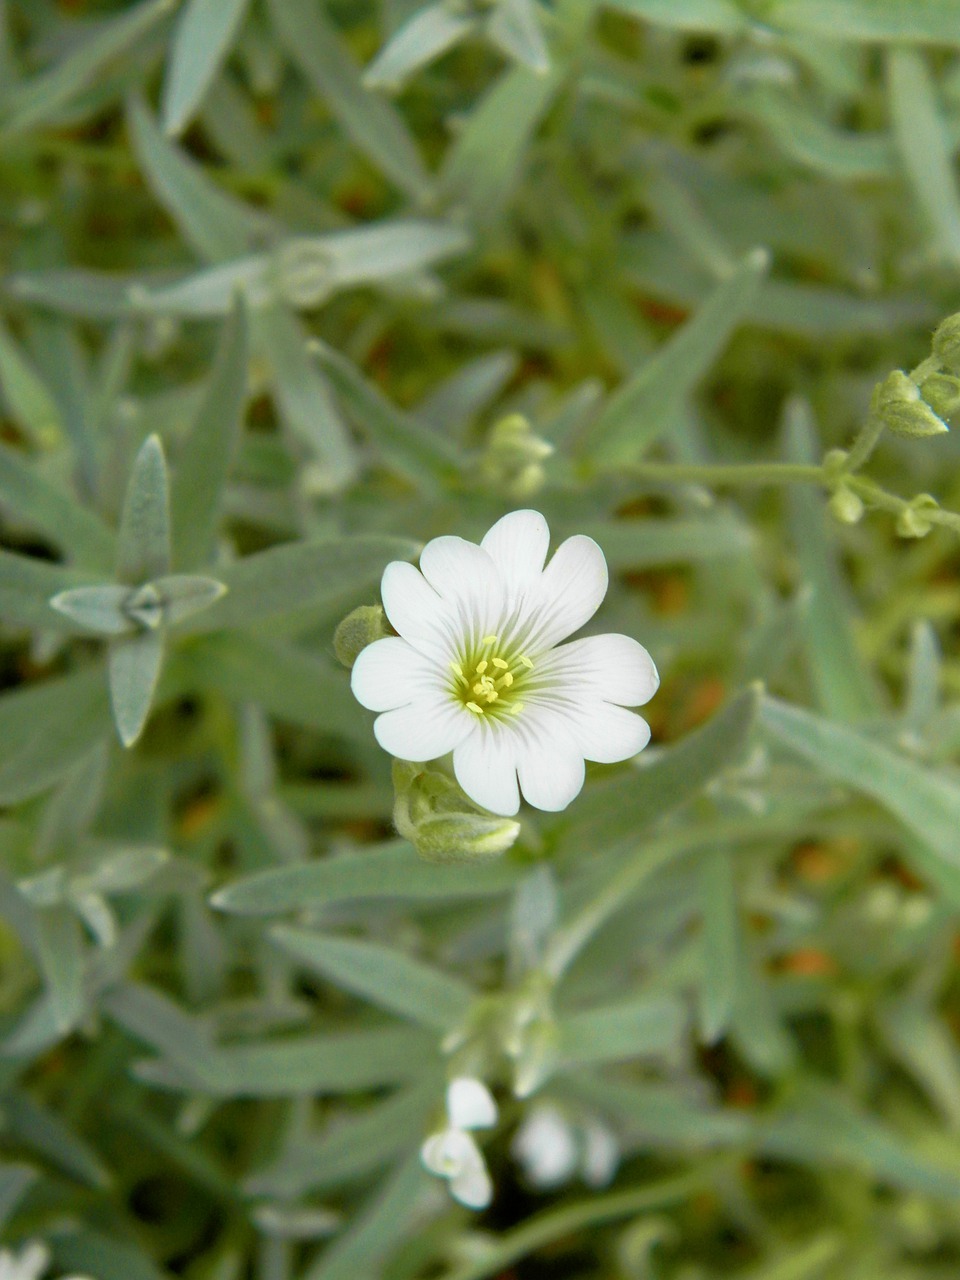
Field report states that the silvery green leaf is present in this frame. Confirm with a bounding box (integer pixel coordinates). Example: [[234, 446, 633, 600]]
[[363, 4, 473, 90], [764, 0, 960, 44], [150, 574, 227, 625], [0, 317, 65, 449], [0, 443, 115, 570], [303, 220, 469, 291], [108, 628, 165, 748], [116, 434, 171, 585], [170, 298, 248, 570], [211, 838, 524, 915], [587, 248, 770, 465], [903, 620, 941, 733], [1, 0, 176, 136], [161, 0, 252, 137], [36, 741, 108, 860], [35, 905, 85, 1034], [888, 49, 960, 266], [70, 846, 169, 896], [558, 995, 686, 1067], [252, 1204, 339, 1240], [127, 94, 275, 263], [265, 0, 431, 201], [697, 848, 739, 1044], [486, 0, 550, 74], [0, 1165, 37, 1231], [604, 0, 747, 32], [0, 1091, 110, 1189], [0, 551, 94, 634], [49, 584, 135, 636], [270, 926, 476, 1031]]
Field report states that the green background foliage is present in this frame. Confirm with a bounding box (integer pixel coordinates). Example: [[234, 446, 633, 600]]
[[3, 0, 960, 1277]]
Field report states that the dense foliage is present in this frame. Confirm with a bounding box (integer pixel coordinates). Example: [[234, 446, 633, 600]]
[[4, 1, 960, 1278]]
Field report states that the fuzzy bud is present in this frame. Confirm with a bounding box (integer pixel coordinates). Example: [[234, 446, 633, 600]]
[[932, 312, 960, 374], [918, 372, 960, 421], [392, 759, 520, 862], [333, 605, 391, 669], [872, 371, 948, 438], [896, 494, 939, 539], [480, 414, 554, 499], [828, 486, 864, 525]]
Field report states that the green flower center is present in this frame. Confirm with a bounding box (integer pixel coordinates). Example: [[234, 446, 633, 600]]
[[450, 634, 534, 719]]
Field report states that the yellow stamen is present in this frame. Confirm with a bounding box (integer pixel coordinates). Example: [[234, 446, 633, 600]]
[[492, 658, 508, 669], [482, 635, 499, 645], [509, 702, 524, 715], [466, 701, 483, 714], [475, 659, 488, 674], [497, 672, 514, 688], [519, 655, 533, 669], [451, 662, 464, 679]]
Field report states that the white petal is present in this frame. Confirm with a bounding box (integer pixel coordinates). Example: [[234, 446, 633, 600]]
[[515, 723, 585, 813], [374, 698, 472, 762], [419, 535, 505, 646], [512, 1105, 579, 1188], [540, 633, 659, 707], [453, 725, 520, 816], [351, 637, 442, 712], [421, 1127, 479, 1177], [380, 560, 460, 660], [563, 701, 651, 764], [447, 1077, 498, 1130], [582, 1120, 619, 1187], [450, 1156, 493, 1209], [518, 535, 608, 653], [480, 509, 550, 602]]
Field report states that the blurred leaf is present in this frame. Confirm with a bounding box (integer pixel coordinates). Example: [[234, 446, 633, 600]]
[[363, 4, 473, 90], [178, 535, 416, 633], [266, 0, 431, 200], [161, 0, 251, 137], [150, 574, 227, 625], [109, 628, 165, 748], [487, 0, 550, 73], [0, 552, 94, 633], [887, 48, 960, 265], [49, 584, 134, 636], [784, 400, 882, 722], [0, 1164, 37, 1231], [557, 685, 761, 857], [903, 620, 941, 732], [558, 994, 686, 1066], [765, 0, 960, 44], [127, 94, 273, 262], [1, 1091, 110, 1188], [605, 0, 747, 33], [440, 61, 563, 218], [211, 839, 524, 915], [1, 0, 175, 137], [587, 249, 770, 465], [760, 697, 960, 870], [34, 905, 85, 1035], [0, 318, 65, 449], [0, 442, 115, 569], [170, 298, 248, 570], [697, 847, 739, 1044], [116, 435, 171, 585], [312, 342, 461, 486], [578, 516, 753, 569], [270, 926, 475, 1031]]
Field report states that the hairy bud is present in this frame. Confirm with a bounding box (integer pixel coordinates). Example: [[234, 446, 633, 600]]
[[333, 605, 391, 669], [871, 371, 948, 439]]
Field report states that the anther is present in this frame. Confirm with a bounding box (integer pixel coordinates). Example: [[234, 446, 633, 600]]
[[497, 672, 514, 688], [509, 702, 524, 715], [476, 660, 488, 674], [492, 658, 508, 669], [519, 656, 533, 669], [451, 662, 464, 679], [466, 701, 483, 714], [482, 635, 499, 645]]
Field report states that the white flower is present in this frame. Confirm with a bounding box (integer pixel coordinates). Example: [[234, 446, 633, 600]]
[[511, 1104, 620, 1191], [420, 1077, 498, 1210], [351, 510, 659, 816]]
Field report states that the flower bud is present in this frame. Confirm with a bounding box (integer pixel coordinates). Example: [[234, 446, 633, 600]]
[[333, 605, 391, 669], [918, 372, 960, 420], [932, 311, 960, 374], [480, 414, 554, 499], [392, 759, 521, 861], [828, 486, 864, 525], [871, 371, 948, 438], [896, 494, 939, 539]]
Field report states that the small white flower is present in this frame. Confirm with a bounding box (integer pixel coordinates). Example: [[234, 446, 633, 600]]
[[420, 1077, 498, 1210], [352, 510, 659, 816], [511, 1104, 620, 1191]]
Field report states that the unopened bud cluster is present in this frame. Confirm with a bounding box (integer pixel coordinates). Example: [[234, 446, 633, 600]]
[[479, 414, 554, 499]]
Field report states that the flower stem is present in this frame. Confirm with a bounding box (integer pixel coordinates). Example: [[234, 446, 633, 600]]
[[623, 461, 824, 487]]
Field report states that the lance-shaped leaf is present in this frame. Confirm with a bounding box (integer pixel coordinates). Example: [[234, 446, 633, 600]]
[[49, 584, 135, 636], [363, 4, 473, 90], [0, 317, 65, 449], [161, 0, 251, 137], [486, 0, 550, 73], [109, 628, 165, 748], [171, 297, 248, 570], [0, 442, 115, 569], [586, 248, 769, 465], [116, 434, 171, 585], [141, 575, 226, 627], [270, 926, 476, 1031], [760, 696, 960, 870]]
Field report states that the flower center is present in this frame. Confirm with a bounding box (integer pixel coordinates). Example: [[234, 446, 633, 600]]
[[450, 634, 533, 719]]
